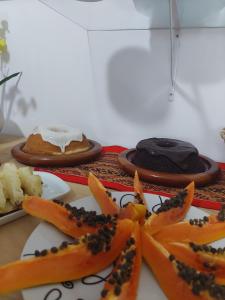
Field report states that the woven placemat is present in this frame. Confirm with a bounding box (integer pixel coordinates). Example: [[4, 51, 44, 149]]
[[36, 146, 225, 210]]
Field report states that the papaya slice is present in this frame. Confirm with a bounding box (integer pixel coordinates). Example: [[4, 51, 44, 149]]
[[119, 203, 146, 224], [154, 209, 225, 245], [163, 242, 225, 283], [119, 171, 147, 223], [133, 171, 147, 207], [142, 230, 225, 300], [100, 222, 142, 300], [119, 171, 148, 224], [0, 219, 134, 294], [142, 231, 200, 300], [23, 196, 117, 239], [88, 172, 119, 215], [144, 181, 194, 235]]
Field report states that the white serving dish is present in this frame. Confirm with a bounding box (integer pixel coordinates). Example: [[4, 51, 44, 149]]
[[0, 171, 70, 226], [20, 191, 219, 300]]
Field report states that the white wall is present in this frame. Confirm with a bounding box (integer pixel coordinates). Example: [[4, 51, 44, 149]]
[[88, 28, 225, 160], [1, 0, 225, 162], [0, 0, 97, 138]]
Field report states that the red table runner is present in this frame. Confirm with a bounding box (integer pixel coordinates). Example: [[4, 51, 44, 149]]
[[36, 146, 225, 210]]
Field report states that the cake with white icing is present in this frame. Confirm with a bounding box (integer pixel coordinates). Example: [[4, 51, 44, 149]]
[[23, 125, 91, 155]]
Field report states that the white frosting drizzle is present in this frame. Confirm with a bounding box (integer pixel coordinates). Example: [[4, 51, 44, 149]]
[[32, 125, 84, 152]]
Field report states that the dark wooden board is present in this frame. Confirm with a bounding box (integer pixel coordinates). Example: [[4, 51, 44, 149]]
[[11, 140, 102, 167], [118, 149, 220, 187]]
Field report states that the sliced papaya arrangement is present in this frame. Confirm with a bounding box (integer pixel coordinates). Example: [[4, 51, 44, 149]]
[[100, 222, 142, 300], [164, 241, 225, 283], [23, 196, 118, 238], [142, 230, 225, 300], [4, 172, 225, 299], [0, 219, 133, 294], [153, 207, 225, 245], [88, 172, 119, 215], [144, 181, 194, 235]]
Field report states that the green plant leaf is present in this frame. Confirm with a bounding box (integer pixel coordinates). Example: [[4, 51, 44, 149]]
[[0, 72, 21, 86]]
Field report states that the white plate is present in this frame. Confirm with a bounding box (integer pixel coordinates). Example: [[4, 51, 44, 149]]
[[20, 191, 224, 300], [0, 171, 70, 226]]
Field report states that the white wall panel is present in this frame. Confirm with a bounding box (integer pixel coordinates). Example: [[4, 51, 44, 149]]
[[88, 29, 171, 144], [40, 0, 167, 30], [0, 0, 98, 139], [88, 29, 225, 161], [39, 0, 225, 29]]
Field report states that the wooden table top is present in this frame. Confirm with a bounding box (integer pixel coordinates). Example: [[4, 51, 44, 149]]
[[0, 134, 216, 300]]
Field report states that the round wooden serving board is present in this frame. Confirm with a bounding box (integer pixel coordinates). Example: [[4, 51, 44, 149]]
[[11, 140, 102, 167], [118, 149, 221, 187]]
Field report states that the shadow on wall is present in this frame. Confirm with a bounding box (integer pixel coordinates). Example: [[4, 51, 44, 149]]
[[133, 0, 225, 26], [177, 0, 225, 26], [107, 32, 170, 125], [174, 28, 225, 144], [106, 0, 225, 151], [0, 20, 37, 136], [1, 77, 38, 136], [76, 0, 102, 2], [133, 0, 169, 27], [2, 120, 24, 136], [107, 1, 170, 126]]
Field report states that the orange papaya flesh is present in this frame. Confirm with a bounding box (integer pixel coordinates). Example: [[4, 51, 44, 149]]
[[0, 219, 134, 294], [133, 171, 147, 207], [142, 231, 225, 300], [100, 222, 142, 300], [154, 210, 225, 245], [142, 231, 202, 300], [119, 203, 146, 224], [164, 242, 225, 283], [88, 173, 119, 215], [144, 181, 194, 235], [23, 196, 118, 239]]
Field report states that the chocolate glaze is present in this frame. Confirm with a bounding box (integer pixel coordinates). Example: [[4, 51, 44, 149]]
[[132, 138, 205, 174]]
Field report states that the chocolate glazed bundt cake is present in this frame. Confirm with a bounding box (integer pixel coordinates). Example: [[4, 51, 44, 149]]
[[132, 138, 205, 174]]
